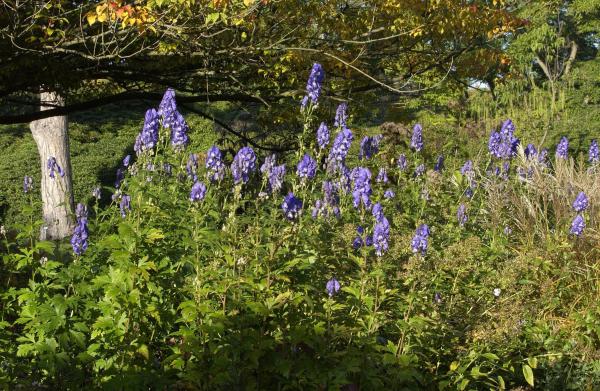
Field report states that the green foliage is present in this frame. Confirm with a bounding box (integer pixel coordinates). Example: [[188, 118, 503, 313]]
[[1, 97, 599, 390]]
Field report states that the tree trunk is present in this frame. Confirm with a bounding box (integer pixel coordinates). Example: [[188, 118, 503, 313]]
[[30, 91, 75, 240]]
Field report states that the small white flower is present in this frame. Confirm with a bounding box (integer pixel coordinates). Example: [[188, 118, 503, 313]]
[[0, 225, 5, 236], [39, 256, 48, 266], [493, 288, 501, 297]]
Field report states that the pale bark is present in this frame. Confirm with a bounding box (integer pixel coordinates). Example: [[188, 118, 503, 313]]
[[30, 91, 75, 240]]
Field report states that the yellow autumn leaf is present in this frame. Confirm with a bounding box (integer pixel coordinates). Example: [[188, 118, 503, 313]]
[[244, 0, 255, 6], [86, 13, 97, 26]]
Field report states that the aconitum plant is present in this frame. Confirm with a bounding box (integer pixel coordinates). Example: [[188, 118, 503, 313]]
[[414, 164, 425, 178], [373, 216, 390, 256], [457, 204, 467, 227], [123, 155, 131, 167], [334, 102, 348, 128], [70, 203, 89, 256], [190, 181, 207, 202], [434, 155, 444, 172], [282, 192, 302, 220], [134, 109, 160, 154], [358, 135, 383, 160], [384, 189, 395, 199], [302, 63, 325, 107], [488, 119, 519, 159], [460, 160, 473, 177], [397, 154, 407, 171], [92, 187, 101, 200], [231, 147, 257, 184], [170, 111, 190, 149], [327, 127, 353, 171], [410, 124, 423, 152], [316, 122, 329, 149], [119, 195, 131, 218], [589, 139, 599, 163], [205, 146, 225, 182], [158, 88, 176, 120], [556, 136, 569, 160], [269, 165, 286, 193], [372, 202, 384, 222], [47, 157, 64, 179], [570, 214, 585, 236], [352, 167, 372, 209], [23, 176, 33, 193], [572, 192, 589, 212], [376, 168, 388, 184], [297, 154, 317, 179], [326, 277, 341, 297], [187, 153, 199, 181], [411, 224, 430, 256], [525, 144, 537, 159]]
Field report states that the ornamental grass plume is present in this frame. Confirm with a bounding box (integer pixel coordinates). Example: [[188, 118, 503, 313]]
[[231, 147, 257, 184]]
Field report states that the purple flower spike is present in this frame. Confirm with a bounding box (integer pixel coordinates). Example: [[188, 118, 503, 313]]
[[23, 176, 33, 193], [434, 155, 444, 172], [457, 204, 468, 227], [135, 109, 160, 155], [411, 224, 429, 256], [70, 204, 89, 256], [556, 136, 569, 160], [170, 111, 190, 149], [397, 154, 407, 171], [570, 214, 585, 236], [205, 146, 225, 182], [352, 167, 372, 209], [92, 187, 101, 200], [47, 157, 64, 179], [384, 189, 395, 199], [376, 168, 388, 184], [373, 216, 390, 256], [297, 153, 317, 179], [282, 192, 303, 220], [231, 147, 257, 184], [326, 277, 341, 297], [269, 164, 286, 193], [334, 102, 348, 128], [190, 181, 207, 202], [572, 192, 589, 212], [316, 122, 330, 149], [302, 63, 325, 107], [410, 124, 423, 152], [589, 140, 599, 163], [119, 194, 131, 218]]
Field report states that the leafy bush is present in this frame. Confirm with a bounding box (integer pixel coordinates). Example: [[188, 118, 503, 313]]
[[1, 69, 599, 390]]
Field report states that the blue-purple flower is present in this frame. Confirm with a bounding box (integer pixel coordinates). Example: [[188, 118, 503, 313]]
[[460, 160, 473, 176], [352, 167, 372, 209], [411, 224, 429, 256], [123, 155, 131, 167], [327, 127, 353, 172], [23, 176, 33, 193], [376, 168, 388, 184], [457, 203, 467, 227], [190, 181, 207, 202], [372, 202, 384, 222], [434, 155, 444, 172], [410, 124, 424, 152], [187, 153, 199, 181], [359, 135, 383, 160], [158, 88, 177, 120], [524, 144, 537, 159], [397, 154, 407, 171], [488, 119, 519, 159], [70, 203, 89, 256], [302, 63, 325, 107], [570, 214, 585, 236], [231, 147, 257, 184], [572, 192, 589, 212], [134, 109, 160, 154], [316, 122, 329, 149], [556, 136, 569, 160], [206, 146, 225, 182], [384, 189, 395, 199], [373, 216, 390, 256], [326, 277, 341, 297], [269, 164, 286, 193], [414, 164, 425, 178], [282, 192, 303, 220], [334, 102, 348, 128], [119, 194, 131, 218], [297, 154, 317, 179], [589, 139, 599, 163], [538, 148, 549, 167], [92, 187, 101, 200], [170, 111, 190, 149], [47, 157, 64, 179]]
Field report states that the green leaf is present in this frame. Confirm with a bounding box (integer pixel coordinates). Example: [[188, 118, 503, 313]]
[[522, 364, 534, 386]]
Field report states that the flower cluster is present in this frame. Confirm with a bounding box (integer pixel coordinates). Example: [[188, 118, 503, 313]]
[[326, 277, 341, 297], [47, 157, 64, 179], [352, 167, 372, 209], [556, 136, 569, 160], [231, 147, 257, 184], [570, 192, 589, 237], [170, 111, 190, 149], [70, 203, 89, 256], [397, 154, 407, 171], [358, 134, 383, 160], [334, 103, 348, 128], [206, 146, 225, 182], [282, 192, 302, 220], [302, 63, 325, 107], [488, 119, 519, 159], [411, 224, 430, 256], [410, 124, 423, 152], [134, 109, 160, 154], [316, 122, 329, 150], [457, 204, 468, 227], [190, 181, 207, 202], [327, 127, 353, 172], [119, 194, 131, 218], [589, 139, 599, 163], [297, 154, 317, 179], [23, 176, 33, 193]]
